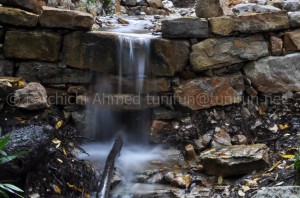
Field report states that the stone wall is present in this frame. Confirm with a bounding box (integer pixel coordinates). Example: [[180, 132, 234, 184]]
[[0, 4, 300, 142]]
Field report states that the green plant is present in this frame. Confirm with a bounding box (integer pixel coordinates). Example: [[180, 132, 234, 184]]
[[0, 135, 24, 198]]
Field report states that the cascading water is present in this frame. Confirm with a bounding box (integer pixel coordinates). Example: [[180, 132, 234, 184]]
[[81, 34, 164, 197]]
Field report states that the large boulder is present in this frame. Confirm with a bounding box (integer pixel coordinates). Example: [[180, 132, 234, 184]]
[[284, 29, 300, 52], [39, 6, 94, 30], [210, 12, 290, 36], [0, 7, 38, 27], [3, 30, 62, 62], [252, 186, 300, 198], [195, 0, 223, 18], [14, 82, 48, 110], [244, 53, 300, 93], [161, 18, 208, 39], [0, 0, 46, 14], [174, 73, 244, 110], [150, 38, 190, 76], [190, 35, 269, 71], [16, 61, 92, 84], [199, 144, 269, 176], [289, 11, 300, 28], [62, 31, 117, 72]]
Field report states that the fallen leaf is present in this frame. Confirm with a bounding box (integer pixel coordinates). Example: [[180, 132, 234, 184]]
[[52, 184, 61, 194], [279, 124, 289, 130], [266, 161, 281, 173], [281, 154, 295, 159], [57, 158, 63, 163], [67, 183, 83, 193], [52, 138, 61, 148], [219, 153, 230, 159], [241, 185, 250, 192], [238, 189, 245, 197], [218, 176, 223, 185], [55, 120, 63, 129], [63, 148, 67, 156]]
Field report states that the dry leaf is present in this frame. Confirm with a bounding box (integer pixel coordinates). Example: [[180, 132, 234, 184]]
[[52, 184, 61, 194], [52, 138, 61, 148], [57, 158, 63, 163], [279, 124, 289, 130], [281, 154, 295, 159], [67, 183, 83, 193], [266, 161, 281, 173], [55, 120, 63, 130], [218, 176, 223, 185], [63, 148, 67, 156]]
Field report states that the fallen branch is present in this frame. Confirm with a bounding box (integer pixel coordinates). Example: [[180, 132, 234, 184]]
[[96, 135, 123, 198]]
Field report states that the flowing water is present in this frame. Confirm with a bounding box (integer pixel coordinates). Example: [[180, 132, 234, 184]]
[[81, 34, 168, 197]]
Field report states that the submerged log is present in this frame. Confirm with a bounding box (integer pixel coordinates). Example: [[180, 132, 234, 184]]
[[0, 125, 53, 180], [97, 136, 123, 198]]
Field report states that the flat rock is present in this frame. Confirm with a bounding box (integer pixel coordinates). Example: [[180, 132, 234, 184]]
[[161, 18, 208, 39], [195, 0, 223, 18], [284, 28, 300, 52], [146, 0, 163, 8], [199, 144, 269, 176], [289, 11, 300, 27], [252, 186, 300, 198], [39, 6, 94, 30], [244, 53, 300, 93], [190, 34, 269, 71], [232, 3, 281, 16], [0, 7, 38, 27], [0, 0, 46, 14], [16, 61, 92, 84], [150, 38, 190, 76], [62, 31, 117, 71], [4, 30, 62, 62], [270, 36, 283, 56], [210, 12, 290, 36], [174, 73, 245, 110], [14, 82, 48, 110]]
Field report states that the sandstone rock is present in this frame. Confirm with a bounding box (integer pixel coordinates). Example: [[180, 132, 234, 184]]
[[16, 61, 92, 84], [252, 186, 300, 198], [289, 11, 300, 28], [284, 29, 300, 52], [62, 31, 117, 72], [171, 175, 192, 189], [14, 82, 48, 110], [4, 31, 61, 62], [147, 0, 163, 8], [0, 60, 14, 76], [211, 129, 232, 147], [232, 3, 281, 16], [39, 6, 94, 30], [161, 18, 208, 39], [244, 53, 300, 93], [200, 144, 269, 176], [270, 36, 283, 56], [195, 0, 223, 18], [174, 73, 245, 110], [191, 35, 269, 71], [210, 12, 290, 36], [150, 38, 190, 76], [0, 7, 38, 27], [232, 135, 248, 145], [0, 0, 46, 14], [184, 144, 196, 161]]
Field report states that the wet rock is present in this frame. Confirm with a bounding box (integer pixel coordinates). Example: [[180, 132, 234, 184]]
[[0, 7, 38, 27], [193, 131, 213, 152], [190, 35, 269, 71], [171, 175, 192, 189], [189, 186, 211, 197], [232, 135, 248, 145], [62, 31, 117, 71], [16, 61, 92, 84], [4, 30, 61, 62], [150, 120, 171, 143], [122, 0, 137, 6], [244, 53, 300, 93], [147, 172, 164, 184], [232, 3, 281, 16], [184, 144, 196, 161], [164, 172, 175, 183], [0, 59, 14, 76], [200, 144, 269, 176], [195, 0, 223, 18], [150, 38, 190, 76], [252, 186, 300, 198], [289, 11, 300, 28], [147, 0, 163, 8], [161, 18, 208, 39], [174, 73, 245, 110], [162, 0, 174, 9], [211, 129, 232, 147], [39, 6, 94, 30], [284, 29, 300, 52], [270, 36, 283, 56], [0, 0, 46, 14], [210, 12, 290, 36], [14, 82, 48, 110], [137, 0, 149, 6]]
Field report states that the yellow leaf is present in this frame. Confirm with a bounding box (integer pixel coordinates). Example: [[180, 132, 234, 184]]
[[285, 164, 294, 169], [266, 161, 281, 173], [63, 148, 67, 156], [279, 124, 289, 130], [55, 120, 63, 129], [57, 158, 63, 163], [67, 183, 83, 193], [281, 154, 295, 159], [219, 153, 230, 159], [218, 176, 223, 185], [258, 106, 265, 115], [52, 138, 61, 148], [52, 184, 61, 194]]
